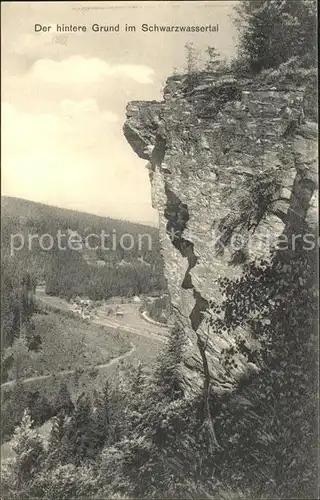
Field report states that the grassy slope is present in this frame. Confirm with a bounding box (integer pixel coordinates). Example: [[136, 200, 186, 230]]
[[1, 307, 133, 444], [1, 196, 157, 235]]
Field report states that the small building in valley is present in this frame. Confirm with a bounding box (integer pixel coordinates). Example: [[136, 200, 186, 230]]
[[115, 309, 124, 317]]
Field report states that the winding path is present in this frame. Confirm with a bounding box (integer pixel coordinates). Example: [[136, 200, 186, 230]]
[[36, 289, 169, 344]]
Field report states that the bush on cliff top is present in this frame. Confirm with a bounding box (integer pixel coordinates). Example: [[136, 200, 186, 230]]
[[234, 0, 317, 73]]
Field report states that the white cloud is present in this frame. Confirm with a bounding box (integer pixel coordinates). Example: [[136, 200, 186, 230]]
[[30, 56, 155, 84], [1, 99, 119, 194]]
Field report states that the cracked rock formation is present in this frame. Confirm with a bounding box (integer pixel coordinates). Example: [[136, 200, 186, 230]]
[[123, 69, 318, 396]]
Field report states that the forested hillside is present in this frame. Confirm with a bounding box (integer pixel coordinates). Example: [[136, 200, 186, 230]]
[[1, 196, 167, 395]]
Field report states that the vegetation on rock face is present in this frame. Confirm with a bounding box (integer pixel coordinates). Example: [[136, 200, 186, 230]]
[[205, 244, 318, 499]]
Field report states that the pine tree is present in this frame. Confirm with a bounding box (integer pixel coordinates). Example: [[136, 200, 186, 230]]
[[53, 382, 74, 416], [131, 363, 145, 395], [46, 411, 69, 467], [4, 334, 31, 381], [154, 324, 186, 400], [1, 380, 28, 442], [49, 412, 66, 449], [127, 363, 148, 422], [11, 380, 28, 422], [21, 272, 36, 322], [65, 393, 95, 463], [23, 318, 42, 352], [25, 390, 52, 426], [1, 263, 21, 350], [92, 382, 111, 450], [184, 42, 199, 91]]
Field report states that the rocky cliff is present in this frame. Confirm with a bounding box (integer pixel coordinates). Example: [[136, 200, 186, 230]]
[[123, 68, 318, 396]]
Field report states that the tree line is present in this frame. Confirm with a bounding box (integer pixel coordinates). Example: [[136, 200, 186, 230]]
[[183, 0, 316, 85]]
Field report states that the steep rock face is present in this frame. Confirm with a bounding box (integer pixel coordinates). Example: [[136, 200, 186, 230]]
[[123, 70, 318, 396]]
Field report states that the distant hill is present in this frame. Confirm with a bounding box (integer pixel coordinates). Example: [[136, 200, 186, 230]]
[[1, 196, 167, 300]]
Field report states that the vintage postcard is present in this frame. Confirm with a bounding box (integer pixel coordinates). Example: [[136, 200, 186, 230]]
[[1, 2, 318, 499]]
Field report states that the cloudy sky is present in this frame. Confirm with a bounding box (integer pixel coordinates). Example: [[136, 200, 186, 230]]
[[1, 1, 238, 225]]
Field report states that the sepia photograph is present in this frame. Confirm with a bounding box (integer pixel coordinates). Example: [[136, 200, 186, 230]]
[[1, 1, 318, 499]]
